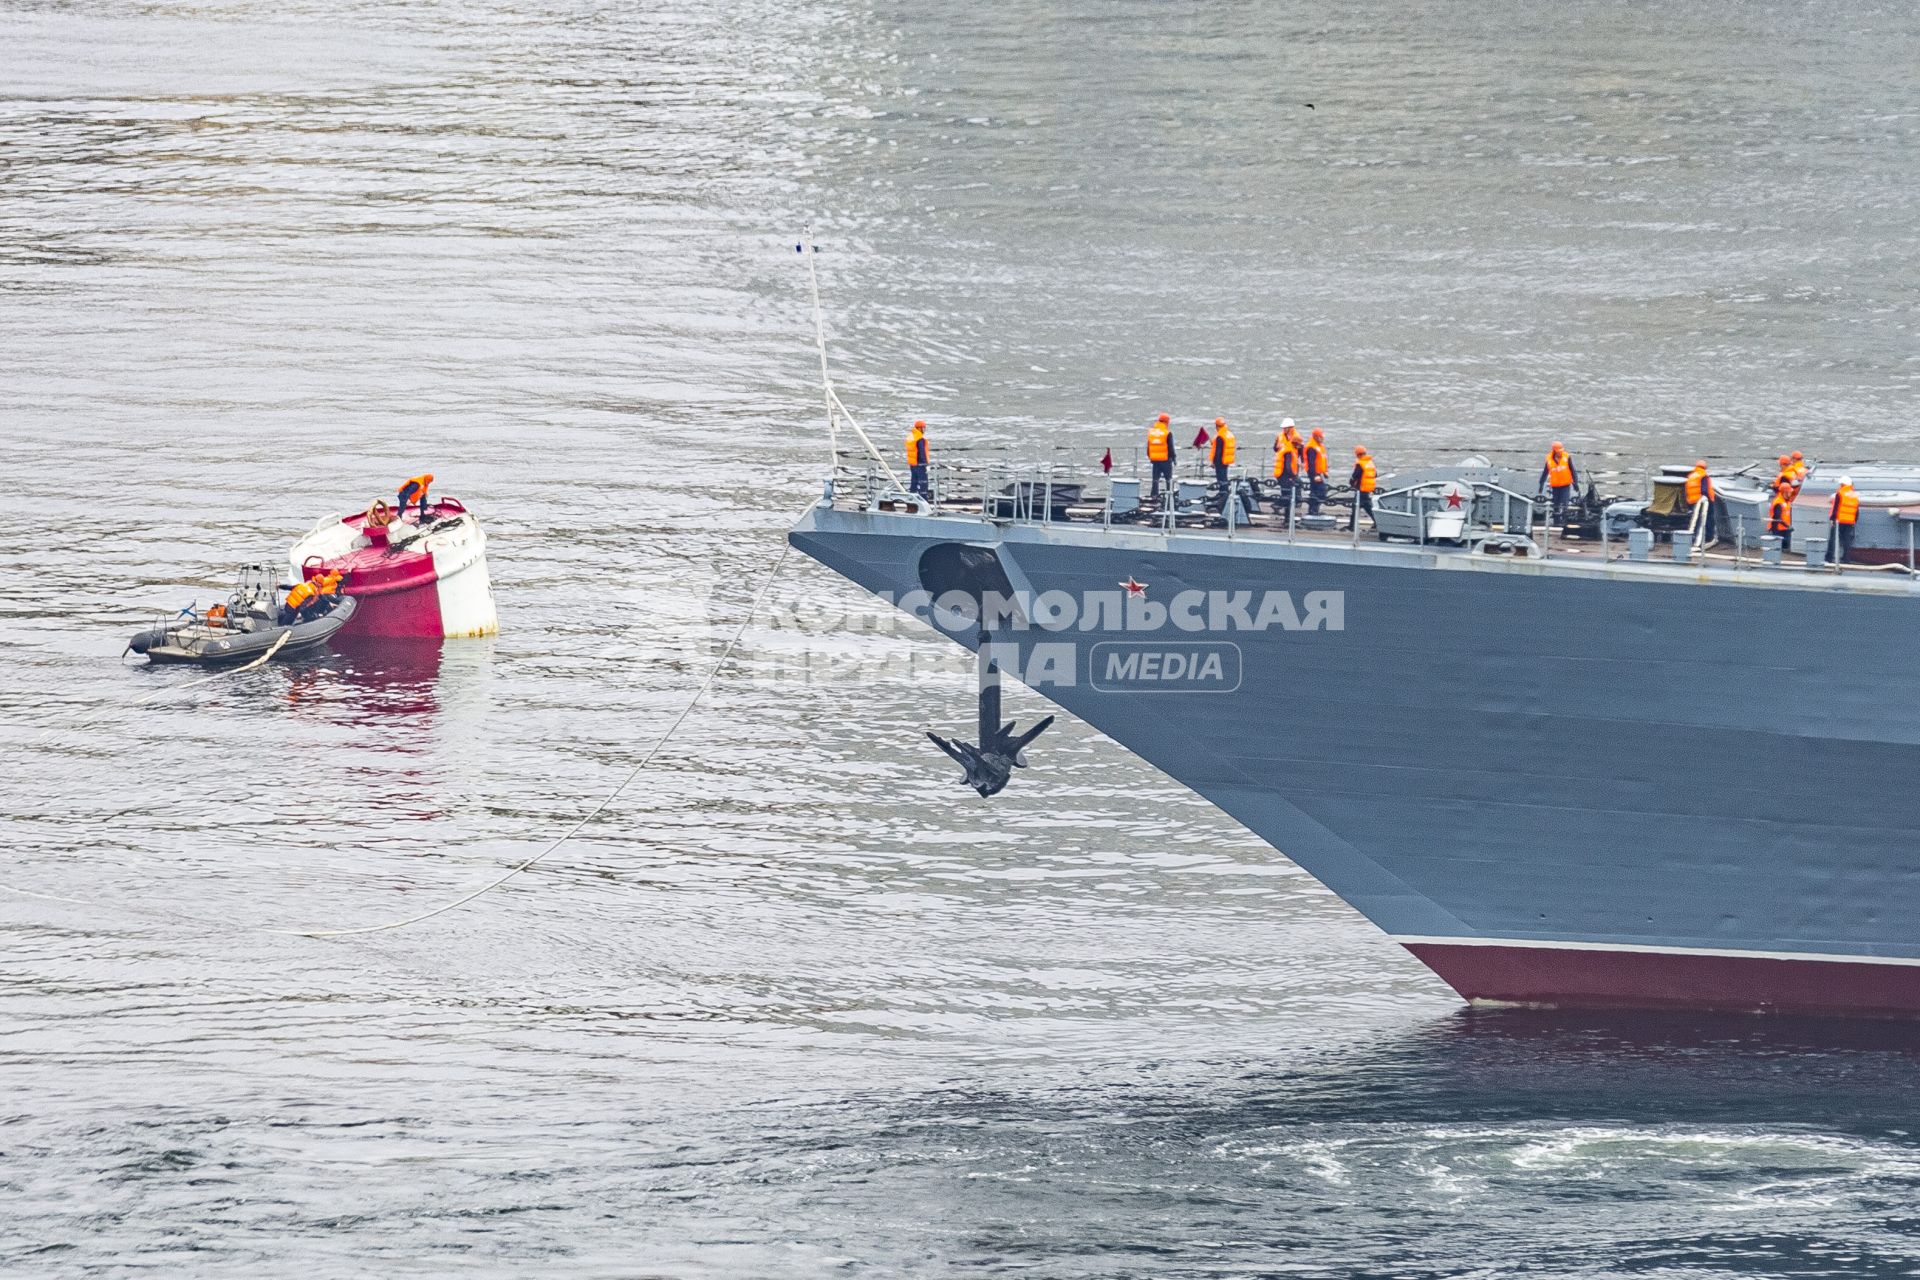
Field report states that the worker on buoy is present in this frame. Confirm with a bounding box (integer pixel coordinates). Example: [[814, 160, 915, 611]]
[[397, 472, 435, 522], [1830, 475, 1860, 564], [1147, 413, 1175, 500], [1273, 418, 1303, 514], [1684, 459, 1717, 542], [904, 419, 930, 498], [1539, 442, 1579, 520], [1350, 445, 1378, 531], [1304, 427, 1330, 515], [1209, 417, 1236, 491], [1768, 479, 1794, 552]]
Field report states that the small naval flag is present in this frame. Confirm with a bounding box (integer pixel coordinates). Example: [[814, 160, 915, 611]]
[[1100, 448, 1113, 474], [1193, 425, 1210, 448]]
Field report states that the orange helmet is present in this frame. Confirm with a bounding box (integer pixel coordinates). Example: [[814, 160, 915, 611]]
[[1214, 417, 1226, 428], [1157, 413, 1170, 424], [1551, 441, 1564, 451], [1354, 445, 1367, 457], [1311, 428, 1324, 440], [1694, 459, 1708, 469], [1792, 451, 1804, 461], [1778, 455, 1791, 466], [912, 419, 925, 430]]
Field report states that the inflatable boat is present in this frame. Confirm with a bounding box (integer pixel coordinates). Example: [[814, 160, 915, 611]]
[[127, 565, 358, 666]]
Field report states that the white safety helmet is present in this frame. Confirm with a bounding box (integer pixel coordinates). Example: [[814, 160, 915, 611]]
[[1281, 417, 1296, 429], [1839, 475, 1853, 486]]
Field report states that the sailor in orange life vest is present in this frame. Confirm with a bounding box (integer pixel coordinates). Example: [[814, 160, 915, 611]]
[[1773, 454, 1797, 499], [1209, 417, 1235, 490], [1146, 413, 1175, 500], [904, 419, 930, 497], [1539, 442, 1579, 520], [1767, 477, 1794, 553], [1349, 446, 1379, 531], [1272, 417, 1303, 512], [279, 569, 344, 625], [1830, 475, 1860, 563], [1304, 427, 1330, 515], [1684, 459, 1717, 542], [396, 472, 434, 522]]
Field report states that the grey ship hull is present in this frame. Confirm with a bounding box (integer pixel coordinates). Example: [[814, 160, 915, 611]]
[[792, 503, 1920, 1018]]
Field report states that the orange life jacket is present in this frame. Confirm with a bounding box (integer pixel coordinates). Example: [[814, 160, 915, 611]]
[[1769, 495, 1793, 533], [1305, 440, 1328, 477], [1685, 468, 1710, 504], [1274, 442, 1300, 480], [1211, 428, 1235, 466], [205, 603, 228, 628], [285, 580, 319, 610], [1833, 486, 1860, 525], [904, 431, 927, 466], [399, 473, 433, 500], [1147, 424, 1171, 462], [1546, 449, 1574, 488], [1357, 457, 1377, 493]]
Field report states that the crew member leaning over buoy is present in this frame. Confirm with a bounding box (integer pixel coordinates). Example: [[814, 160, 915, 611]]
[[397, 472, 435, 522], [278, 570, 344, 625]]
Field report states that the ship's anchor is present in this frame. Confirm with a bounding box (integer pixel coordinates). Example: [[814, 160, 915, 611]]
[[927, 631, 1054, 798]]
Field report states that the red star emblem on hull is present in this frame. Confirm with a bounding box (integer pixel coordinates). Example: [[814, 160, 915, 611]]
[[1121, 577, 1148, 597]]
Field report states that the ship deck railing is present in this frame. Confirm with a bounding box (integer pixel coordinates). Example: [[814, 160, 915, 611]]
[[825, 448, 1920, 583]]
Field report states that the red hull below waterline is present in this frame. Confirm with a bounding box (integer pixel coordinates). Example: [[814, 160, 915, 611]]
[[1406, 941, 1920, 1020]]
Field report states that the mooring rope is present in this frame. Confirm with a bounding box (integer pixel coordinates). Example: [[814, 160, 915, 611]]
[[133, 630, 291, 703], [4, 524, 799, 940], [18, 627, 296, 757]]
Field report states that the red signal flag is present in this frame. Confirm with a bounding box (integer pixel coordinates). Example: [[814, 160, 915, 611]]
[[1193, 427, 1210, 448], [1100, 448, 1113, 474]]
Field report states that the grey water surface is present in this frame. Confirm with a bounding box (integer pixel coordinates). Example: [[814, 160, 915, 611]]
[[3, 1, 1919, 1275]]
